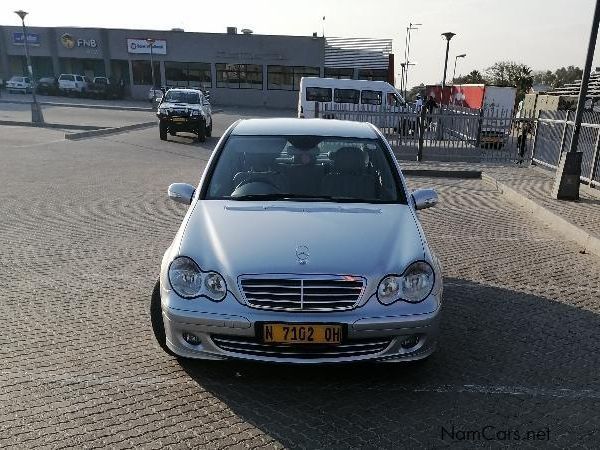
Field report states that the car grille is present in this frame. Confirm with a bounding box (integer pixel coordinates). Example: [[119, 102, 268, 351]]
[[240, 276, 365, 311], [211, 335, 391, 359]]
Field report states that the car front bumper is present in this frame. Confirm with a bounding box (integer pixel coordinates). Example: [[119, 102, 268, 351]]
[[161, 287, 441, 364]]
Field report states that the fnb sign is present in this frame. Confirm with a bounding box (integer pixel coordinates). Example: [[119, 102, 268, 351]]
[[60, 33, 98, 49], [77, 38, 98, 48]]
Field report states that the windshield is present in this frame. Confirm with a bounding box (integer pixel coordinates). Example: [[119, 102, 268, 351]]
[[205, 135, 405, 203], [163, 91, 200, 104]]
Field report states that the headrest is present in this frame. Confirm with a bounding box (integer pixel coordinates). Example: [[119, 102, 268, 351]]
[[293, 153, 316, 165], [244, 153, 276, 171], [331, 147, 366, 173]]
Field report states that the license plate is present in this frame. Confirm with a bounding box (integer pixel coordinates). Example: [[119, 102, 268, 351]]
[[171, 117, 186, 122], [263, 324, 342, 344]]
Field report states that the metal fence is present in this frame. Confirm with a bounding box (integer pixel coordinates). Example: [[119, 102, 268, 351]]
[[532, 110, 600, 187], [320, 103, 533, 163]]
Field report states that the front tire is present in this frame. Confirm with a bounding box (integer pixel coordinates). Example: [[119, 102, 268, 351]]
[[159, 121, 168, 141], [197, 120, 206, 143], [150, 280, 177, 357], [206, 120, 212, 137]]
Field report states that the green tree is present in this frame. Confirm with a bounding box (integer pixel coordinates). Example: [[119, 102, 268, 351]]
[[484, 61, 533, 103], [532, 70, 557, 87], [453, 70, 485, 84], [533, 66, 582, 88], [554, 66, 583, 88]]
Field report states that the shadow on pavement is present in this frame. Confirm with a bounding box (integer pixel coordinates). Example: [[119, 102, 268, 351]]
[[176, 278, 600, 447]]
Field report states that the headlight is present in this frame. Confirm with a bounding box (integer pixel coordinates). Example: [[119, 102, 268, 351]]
[[168, 256, 203, 298], [377, 261, 435, 304], [167, 256, 227, 301], [204, 272, 226, 301]]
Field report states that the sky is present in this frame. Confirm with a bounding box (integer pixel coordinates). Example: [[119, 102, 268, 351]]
[[2, 0, 599, 87]]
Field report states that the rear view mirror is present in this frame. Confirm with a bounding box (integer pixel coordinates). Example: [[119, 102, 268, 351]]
[[168, 183, 196, 205], [411, 188, 438, 210]]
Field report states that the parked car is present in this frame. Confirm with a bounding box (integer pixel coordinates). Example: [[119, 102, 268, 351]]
[[36, 77, 59, 95], [156, 88, 213, 142], [148, 86, 165, 104], [151, 118, 443, 364], [58, 74, 89, 95], [87, 77, 124, 99], [6, 76, 32, 93]]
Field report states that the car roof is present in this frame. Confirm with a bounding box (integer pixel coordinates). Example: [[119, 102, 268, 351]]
[[231, 118, 378, 139]]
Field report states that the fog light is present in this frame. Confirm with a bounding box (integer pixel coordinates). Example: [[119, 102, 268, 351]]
[[182, 332, 201, 346], [400, 335, 420, 349]]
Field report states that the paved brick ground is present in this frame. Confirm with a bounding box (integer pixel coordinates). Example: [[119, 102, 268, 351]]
[[0, 121, 599, 448]]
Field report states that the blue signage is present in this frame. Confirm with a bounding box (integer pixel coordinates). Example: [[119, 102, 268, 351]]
[[12, 32, 41, 46]]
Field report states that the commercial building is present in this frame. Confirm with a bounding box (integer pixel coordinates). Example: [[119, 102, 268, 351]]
[[0, 25, 394, 108]]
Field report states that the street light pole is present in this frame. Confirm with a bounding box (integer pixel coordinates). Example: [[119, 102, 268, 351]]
[[15, 10, 43, 124], [403, 22, 421, 100], [452, 53, 466, 84], [551, 0, 600, 200], [399, 63, 406, 94], [146, 38, 156, 106], [440, 32, 456, 102]]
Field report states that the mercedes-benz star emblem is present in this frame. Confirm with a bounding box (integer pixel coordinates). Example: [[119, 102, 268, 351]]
[[296, 245, 310, 265]]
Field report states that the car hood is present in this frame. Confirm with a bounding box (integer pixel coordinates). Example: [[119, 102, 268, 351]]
[[177, 200, 425, 279]]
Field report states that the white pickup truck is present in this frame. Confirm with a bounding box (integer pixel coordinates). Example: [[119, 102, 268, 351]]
[[58, 74, 90, 95]]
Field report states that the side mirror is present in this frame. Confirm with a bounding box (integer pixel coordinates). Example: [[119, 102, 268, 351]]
[[168, 183, 196, 205], [411, 188, 438, 210]]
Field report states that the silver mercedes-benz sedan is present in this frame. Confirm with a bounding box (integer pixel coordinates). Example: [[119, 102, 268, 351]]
[[151, 118, 442, 364]]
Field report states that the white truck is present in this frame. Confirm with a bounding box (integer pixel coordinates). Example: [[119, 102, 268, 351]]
[[298, 77, 409, 129]]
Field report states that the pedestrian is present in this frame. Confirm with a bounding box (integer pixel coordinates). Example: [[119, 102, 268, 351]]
[[425, 95, 437, 128], [414, 94, 423, 113]]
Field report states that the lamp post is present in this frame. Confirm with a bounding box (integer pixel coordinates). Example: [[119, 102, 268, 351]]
[[14, 10, 43, 124], [146, 38, 156, 105], [551, 0, 600, 200], [399, 62, 416, 101], [440, 32, 456, 99], [403, 22, 421, 100], [452, 53, 466, 83]]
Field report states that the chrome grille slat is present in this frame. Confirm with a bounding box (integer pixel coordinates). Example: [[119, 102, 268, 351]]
[[240, 276, 364, 311], [212, 335, 391, 359]]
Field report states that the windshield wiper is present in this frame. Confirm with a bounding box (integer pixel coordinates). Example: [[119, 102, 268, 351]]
[[226, 193, 383, 203], [228, 193, 336, 201]]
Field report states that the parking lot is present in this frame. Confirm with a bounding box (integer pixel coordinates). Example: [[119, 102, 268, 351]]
[[1, 110, 599, 448]]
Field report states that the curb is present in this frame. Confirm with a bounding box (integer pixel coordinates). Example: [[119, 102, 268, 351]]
[[0, 98, 153, 112], [403, 169, 482, 179], [481, 173, 600, 258], [65, 121, 156, 140], [0, 120, 104, 131]]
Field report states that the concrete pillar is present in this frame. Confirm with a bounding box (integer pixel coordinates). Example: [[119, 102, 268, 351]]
[[0, 26, 9, 81], [100, 29, 111, 78], [48, 28, 60, 76], [159, 60, 166, 87]]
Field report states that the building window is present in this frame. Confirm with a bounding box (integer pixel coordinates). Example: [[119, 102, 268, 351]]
[[306, 87, 332, 102], [358, 69, 388, 82], [325, 68, 354, 79], [165, 62, 211, 88], [334, 88, 360, 104], [132, 60, 160, 85], [361, 90, 382, 105], [267, 66, 320, 91], [216, 64, 263, 89]]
